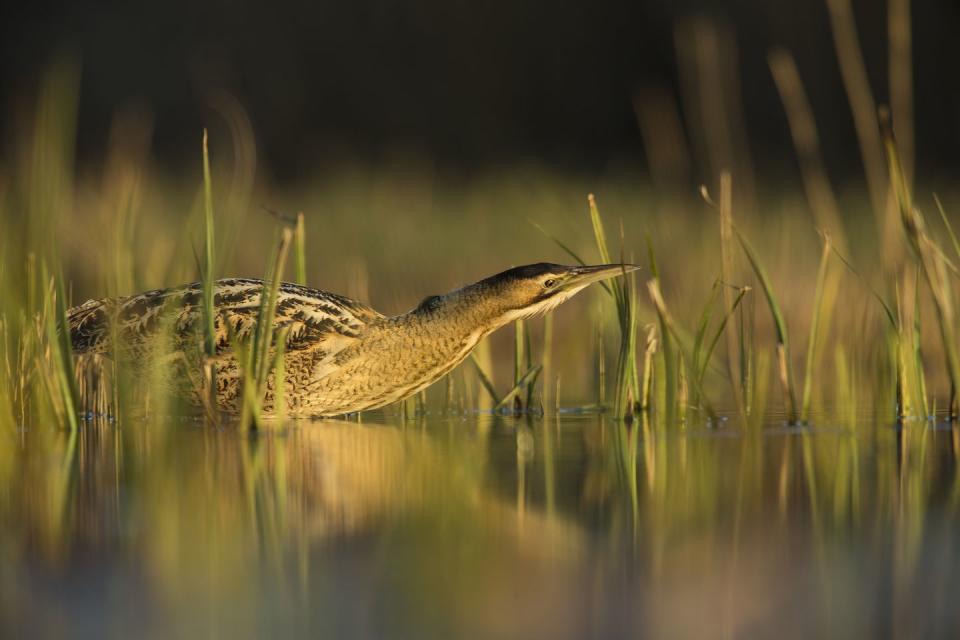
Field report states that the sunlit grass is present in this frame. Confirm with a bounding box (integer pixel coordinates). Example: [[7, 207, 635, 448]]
[[237, 228, 294, 430], [201, 129, 219, 419], [3, 73, 960, 429]]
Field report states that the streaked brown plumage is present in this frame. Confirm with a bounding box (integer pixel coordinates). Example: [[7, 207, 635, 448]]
[[67, 263, 636, 417]]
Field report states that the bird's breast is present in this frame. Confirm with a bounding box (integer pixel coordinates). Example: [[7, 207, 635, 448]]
[[303, 320, 486, 415]]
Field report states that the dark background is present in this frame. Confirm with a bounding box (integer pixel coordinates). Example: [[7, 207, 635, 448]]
[[1, 0, 958, 183]]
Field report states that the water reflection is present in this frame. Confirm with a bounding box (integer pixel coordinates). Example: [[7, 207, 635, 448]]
[[2, 414, 960, 638]]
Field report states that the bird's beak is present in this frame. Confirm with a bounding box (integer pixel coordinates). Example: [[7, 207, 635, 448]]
[[565, 264, 641, 288]]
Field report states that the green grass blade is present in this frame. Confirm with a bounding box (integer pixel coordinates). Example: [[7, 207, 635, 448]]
[[514, 319, 524, 386], [696, 286, 749, 387], [613, 274, 639, 419], [692, 279, 721, 376], [528, 220, 587, 266], [542, 311, 554, 413], [596, 321, 606, 407], [717, 171, 746, 417], [736, 230, 798, 422], [495, 365, 542, 411], [200, 130, 218, 417], [201, 130, 217, 358], [294, 212, 307, 285], [801, 237, 831, 422], [647, 238, 676, 421], [640, 324, 656, 412], [881, 109, 960, 416], [911, 268, 929, 417], [241, 228, 293, 430], [588, 194, 612, 265], [589, 196, 627, 314], [584, 197, 640, 420], [828, 242, 897, 329], [523, 317, 536, 409], [647, 279, 716, 420], [41, 264, 80, 431], [646, 233, 660, 280]]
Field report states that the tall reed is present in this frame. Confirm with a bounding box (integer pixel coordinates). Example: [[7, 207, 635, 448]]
[[294, 212, 307, 285], [238, 228, 294, 430], [646, 279, 716, 421], [717, 173, 747, 415], [200, 131, 219, 418], [39, 267, 80, 431], [737, 230, 799, 423], [880, 108, 960, 417], [588, 195, 641, 420], [800, 236, 832, 422]]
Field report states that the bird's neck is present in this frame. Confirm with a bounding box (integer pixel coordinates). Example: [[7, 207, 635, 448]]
[[371, 283, 514, 383], [332, 285, 514, 412], [396, 283, 512, 339]]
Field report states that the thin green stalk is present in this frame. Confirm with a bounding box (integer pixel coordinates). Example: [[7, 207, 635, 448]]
[[523, 318, 535, 408], [736, 230, 798, 423], [240, 228, 293, 430], [513, 318, 527, 411], [201, 130, 218, 415], [648, 237, 676, 421], [718, 172, 746, 416], [589, 195, 613, 265], [934, 194, 959, 416], [696, 285, 750, 389], [881, 109, 960, 417], [294, 212, 307, 285], [589, 196, 641, 415], [495, 365, 543, 412], [646, 279, 716, 420], [910, 268, 929, 417], [692, 280, 721, 377], [597, 321, 606, 408], [514, 319, 524, 386], [0, 317, 13, 430], [41, 266, 80, 431], [542, 312, 554, 414], [613, 273, 639, 420], [801, 236, 832, 422], [589, 196, 632, 318], [827, 241, 897, 329], [640, 324, 657, 412]]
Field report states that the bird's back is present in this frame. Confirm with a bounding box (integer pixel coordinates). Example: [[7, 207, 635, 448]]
[[68, 279, 386, 414], [68, 278, 383, 358]]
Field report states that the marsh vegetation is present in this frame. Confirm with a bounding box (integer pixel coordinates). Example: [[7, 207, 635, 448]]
[[3, 5, 960, 636]]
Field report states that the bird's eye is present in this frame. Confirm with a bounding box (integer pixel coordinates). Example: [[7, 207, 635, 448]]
[[544, 279, 557, 288]]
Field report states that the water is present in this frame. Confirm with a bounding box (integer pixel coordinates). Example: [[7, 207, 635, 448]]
[[3, 413, 960, 638]]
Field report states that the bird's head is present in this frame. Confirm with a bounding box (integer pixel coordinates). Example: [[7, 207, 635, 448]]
[[476, 262, 640, 322]]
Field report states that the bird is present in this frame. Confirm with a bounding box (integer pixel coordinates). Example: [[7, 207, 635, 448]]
[[67, 262, 638, 417]]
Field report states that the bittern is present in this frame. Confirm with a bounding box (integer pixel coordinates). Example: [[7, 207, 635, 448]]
[[68, 263, 637, 416]]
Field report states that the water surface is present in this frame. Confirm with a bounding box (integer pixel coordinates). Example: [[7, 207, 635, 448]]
[[3, 413, 959, 638]]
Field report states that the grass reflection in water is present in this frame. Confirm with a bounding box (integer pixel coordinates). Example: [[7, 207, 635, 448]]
[[2, 412, 959, 639]]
